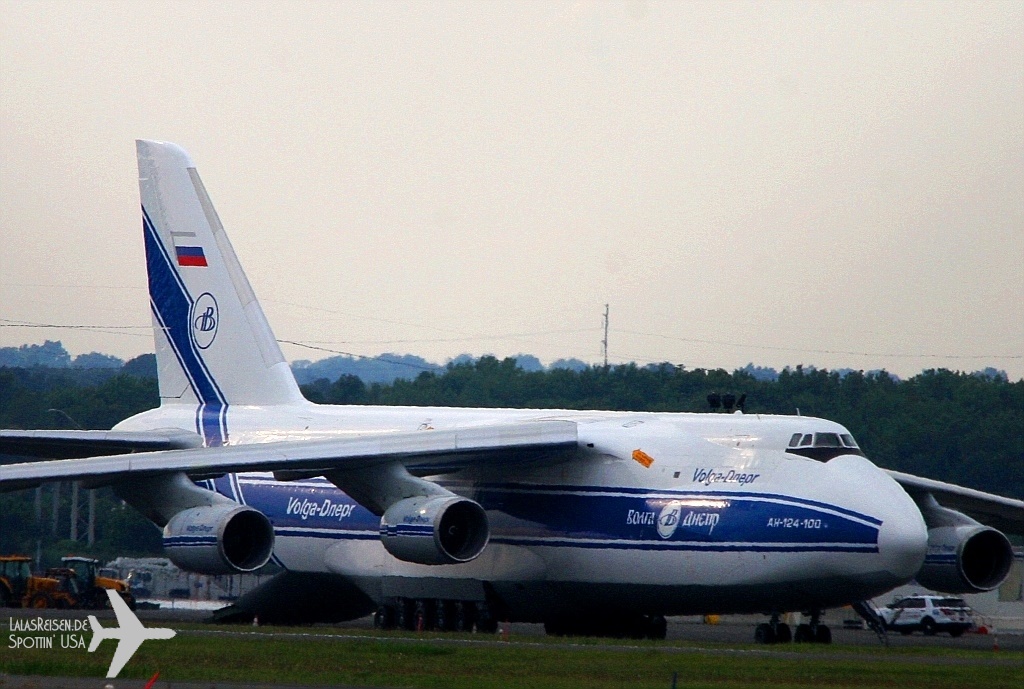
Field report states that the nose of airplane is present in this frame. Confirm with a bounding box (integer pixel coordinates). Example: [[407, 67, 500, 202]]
[[875, 484, 928, 582], [828, 454, 927, 584]]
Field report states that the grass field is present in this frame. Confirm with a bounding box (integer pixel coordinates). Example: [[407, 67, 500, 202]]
[[2, 624, 1022, 688]]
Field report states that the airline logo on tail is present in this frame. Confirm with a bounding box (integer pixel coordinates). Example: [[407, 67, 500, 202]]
[[191, 292, 219, 349], [88, 590, 176, 678]]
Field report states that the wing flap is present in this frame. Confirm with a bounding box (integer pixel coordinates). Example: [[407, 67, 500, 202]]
[[888, 469, 1024, 534], [0, 420, 578, 490]]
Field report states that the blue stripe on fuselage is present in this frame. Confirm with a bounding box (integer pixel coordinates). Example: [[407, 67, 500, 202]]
[[214, 476, 880, 554]]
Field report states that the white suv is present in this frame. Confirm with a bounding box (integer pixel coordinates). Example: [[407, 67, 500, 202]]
[[877, 595, 974, 637]]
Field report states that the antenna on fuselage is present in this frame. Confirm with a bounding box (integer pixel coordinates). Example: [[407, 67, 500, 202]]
[[708, 392, 747, 413]]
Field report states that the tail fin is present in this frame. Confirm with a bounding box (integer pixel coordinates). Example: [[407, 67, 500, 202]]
[[87, 615, 105, 652], [137, 140, 304, 442]]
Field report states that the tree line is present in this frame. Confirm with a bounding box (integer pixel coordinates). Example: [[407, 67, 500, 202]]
[[1, 359, 1021, 563]]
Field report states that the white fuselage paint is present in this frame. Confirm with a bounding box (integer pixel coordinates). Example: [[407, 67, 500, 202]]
[[117, 402, 929, 617]]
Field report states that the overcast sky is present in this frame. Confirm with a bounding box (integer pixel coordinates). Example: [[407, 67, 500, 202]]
[[1, 1, 1021, 379]]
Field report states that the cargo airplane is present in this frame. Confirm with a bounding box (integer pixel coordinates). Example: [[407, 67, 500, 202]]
[[3, 141, 1022, 643]]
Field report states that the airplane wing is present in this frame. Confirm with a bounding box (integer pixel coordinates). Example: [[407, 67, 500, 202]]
[[0, 429, 203, 460], [0, 420, 579, 491], [887, 469, 1024, 534], [106, 637, 144, 679]]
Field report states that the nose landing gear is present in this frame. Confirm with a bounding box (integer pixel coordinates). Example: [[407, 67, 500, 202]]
[[756, 611, 831, 644]]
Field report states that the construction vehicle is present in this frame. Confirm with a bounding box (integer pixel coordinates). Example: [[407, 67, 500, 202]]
[[0, 555, 73, 608], [52, 556, 136, 610]]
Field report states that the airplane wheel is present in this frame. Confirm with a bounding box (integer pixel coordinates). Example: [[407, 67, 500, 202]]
[[396, 598, 414, 631], [453, 601, 472, 632], [434, 600, 452, 631], [374, 605, 396, 630], [475, 602, 498, 633], [543, 618, 567, 636], [647, 615, 668, 640], [815, 625, 832, 644], [413, 600, 429, 632], [775, 623, 792, 643], [754, 623, 776, 644], [794, 624, 813, 643]]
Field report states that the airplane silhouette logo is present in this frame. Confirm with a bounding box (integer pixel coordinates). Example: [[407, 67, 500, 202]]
[[88, 590, 176, 678]]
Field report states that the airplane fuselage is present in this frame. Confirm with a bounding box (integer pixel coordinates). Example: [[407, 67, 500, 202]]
[[118, 403, 929, 620]]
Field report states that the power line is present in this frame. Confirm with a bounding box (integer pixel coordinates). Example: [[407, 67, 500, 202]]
[[277, 340, 440, 372], [291, 326, 600, 347]]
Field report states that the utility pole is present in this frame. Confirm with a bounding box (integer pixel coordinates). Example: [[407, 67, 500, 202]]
[[71, 481, 79, 541], [88, 489, 95, 546], [602, 304, 609, 368], [34, 487, 43, 568], [51, 482, 60, 535]]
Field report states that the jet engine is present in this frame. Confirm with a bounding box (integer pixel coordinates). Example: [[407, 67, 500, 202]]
[[380, 495, 489, 565], [163, 504, 275, 575], [915, 523, 1014, 594]]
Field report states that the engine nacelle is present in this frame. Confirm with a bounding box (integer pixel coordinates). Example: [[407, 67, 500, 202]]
[[915, 524, 1014, 594], [380, 495, 489, 565], [163, 504, 275, 575]]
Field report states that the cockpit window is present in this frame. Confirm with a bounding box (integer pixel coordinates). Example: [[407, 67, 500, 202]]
[[787, 430, 865, 460], [813, 433, 842, 447]]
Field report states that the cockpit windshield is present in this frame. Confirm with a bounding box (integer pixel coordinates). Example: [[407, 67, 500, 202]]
[[786, 430, 863, 460], [788, 432, 860, 449], [814, 432, 842, 447]]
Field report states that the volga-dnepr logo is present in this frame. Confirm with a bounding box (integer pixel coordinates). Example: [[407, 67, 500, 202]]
[[653, 500, 722, 539], [657, 500, 682, 539]]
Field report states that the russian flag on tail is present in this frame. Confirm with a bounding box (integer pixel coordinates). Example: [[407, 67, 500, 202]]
[[175, 245, 207, 267]]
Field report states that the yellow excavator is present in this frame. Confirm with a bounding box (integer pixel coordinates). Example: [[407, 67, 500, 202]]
[[46, 556, 135, 610], [0, 555, 74, 608]]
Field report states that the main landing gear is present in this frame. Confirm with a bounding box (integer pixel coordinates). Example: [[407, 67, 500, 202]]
[[374, 597, 499, 633], [755, 611, 831, 644]]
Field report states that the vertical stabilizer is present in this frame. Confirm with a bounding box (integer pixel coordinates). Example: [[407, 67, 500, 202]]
[[137, 140, 304, 444]]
